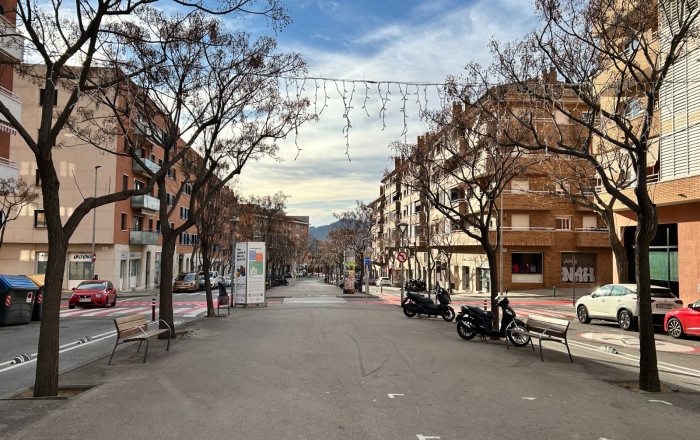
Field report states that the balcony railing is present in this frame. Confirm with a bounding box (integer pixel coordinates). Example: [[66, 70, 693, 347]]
[[0, 86, 22, 125], [0, 16, 23, 61], [130, 194, 160, 213], [132, 157, 160, 177], [0, 156, 19, 182], [129, 229, 159, 246]]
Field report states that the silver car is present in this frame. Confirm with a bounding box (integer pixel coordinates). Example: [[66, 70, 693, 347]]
[[575, 284, 682, 330]]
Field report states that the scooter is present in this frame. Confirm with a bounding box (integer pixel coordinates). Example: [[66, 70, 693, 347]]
[[455, 296, 531, 346], [402, 283, 455, 321]]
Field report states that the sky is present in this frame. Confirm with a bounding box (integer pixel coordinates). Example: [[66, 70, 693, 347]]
[[233, 0, 540, 226]]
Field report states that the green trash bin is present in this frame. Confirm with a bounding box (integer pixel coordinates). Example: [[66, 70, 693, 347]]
[[0, 275, 39, 326]]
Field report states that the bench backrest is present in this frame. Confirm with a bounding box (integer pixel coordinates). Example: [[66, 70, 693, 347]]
[[526, 315, 570, 338], [114, 314, 148, 338]]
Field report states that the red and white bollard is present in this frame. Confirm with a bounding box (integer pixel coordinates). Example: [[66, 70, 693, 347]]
[[151, 298, 156, 322]]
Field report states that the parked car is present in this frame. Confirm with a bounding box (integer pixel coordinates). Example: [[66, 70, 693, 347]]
[[664, 299, 700, 338], [68, 280, 117, 309], [173, 272, 200, 292], [376, 277, 392, 287], [223, 275, 232, 287], [576, 283, 682, 330]]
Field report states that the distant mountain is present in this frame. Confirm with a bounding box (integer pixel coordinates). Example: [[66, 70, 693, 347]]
[[309, 222, 339, 241]]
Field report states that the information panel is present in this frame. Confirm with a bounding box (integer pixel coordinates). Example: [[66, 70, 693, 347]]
[[234, 242, 266, 305]]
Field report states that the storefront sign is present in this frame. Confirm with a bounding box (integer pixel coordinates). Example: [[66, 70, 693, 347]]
[[71, 254, 93, 261]]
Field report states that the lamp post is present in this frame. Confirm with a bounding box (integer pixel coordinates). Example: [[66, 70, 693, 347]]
[[229, 217, 239, 305], [90, 165, 101, 280], [398, 222, 408, 303]]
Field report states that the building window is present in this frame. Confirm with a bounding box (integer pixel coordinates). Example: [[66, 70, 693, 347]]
[[34, 210, 47, 228], [35, 169, 42, 186], [133, 216, 142, 231], [122, 174, 128, 191], [134, 179, 144, 191], [511, 179, 529, 193], [121, 213, 127, 230], [156, 220, 161, 233], [556, 216, 572, 230], [166, 167, 176, 179], [39, 89, 58, 106], [623, 98, 640, 119], [166, 193, 174, 206], [183, 184, 192, 196], [180, 207, 189, 219], [511, 214, 530, 229]]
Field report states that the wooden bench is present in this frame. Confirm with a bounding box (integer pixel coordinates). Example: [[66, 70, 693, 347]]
[[108, 314, 172, 364], [508, 315, 573, 362]]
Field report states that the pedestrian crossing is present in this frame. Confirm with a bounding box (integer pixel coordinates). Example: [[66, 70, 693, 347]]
[[60, 303, 212, 319]]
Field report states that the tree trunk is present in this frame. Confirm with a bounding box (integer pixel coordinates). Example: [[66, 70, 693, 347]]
[[158, 235, 177, 336], [602, 207, 629, 284], [200, 235, 215, 317], [33, 237, 68, 397], [636, 199, 660, 392]]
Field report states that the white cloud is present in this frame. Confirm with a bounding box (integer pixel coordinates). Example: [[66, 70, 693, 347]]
[[239, 0, 539, 226]]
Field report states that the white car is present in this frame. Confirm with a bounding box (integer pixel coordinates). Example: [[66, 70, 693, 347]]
[[376, 277, 392, 287], [575, 284, 682, 331]]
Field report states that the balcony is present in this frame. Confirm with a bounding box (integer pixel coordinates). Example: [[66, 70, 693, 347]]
[[130, 194, 160, 214], [132, 157, 160, 177], [0, 156, 19, 182], [0, 86, 22, 125], [129, 229, 159, 246], [0, 16, 23, 61], [575, 228, 611, 247], [489, 227, 554, 247]]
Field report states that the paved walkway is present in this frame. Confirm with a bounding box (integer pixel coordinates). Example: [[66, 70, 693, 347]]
[[4, 279, 697, 439]]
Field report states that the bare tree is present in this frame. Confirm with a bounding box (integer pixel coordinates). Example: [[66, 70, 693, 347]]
[[481, 0, 699, 391], [330, 201, 373, 292], [393, 99, 538, 331], [0, 178, 39, 250], [0, 1, 306, 397]]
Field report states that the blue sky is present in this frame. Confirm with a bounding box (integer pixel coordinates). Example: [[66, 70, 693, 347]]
[[234, 0, 539, 226]]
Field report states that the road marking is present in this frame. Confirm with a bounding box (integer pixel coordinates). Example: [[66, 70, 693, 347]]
[[521, 397, 537, 400], [416, 435, 440, 440], [387, 393, 404, 399], [648, 399, 673, 405], [578, 332, 699, 353]]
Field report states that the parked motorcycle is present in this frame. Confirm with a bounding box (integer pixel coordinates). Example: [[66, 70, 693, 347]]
[[404, 279, 426, 292], [455, 296, 530, 346], [402, 283, 455, 321]]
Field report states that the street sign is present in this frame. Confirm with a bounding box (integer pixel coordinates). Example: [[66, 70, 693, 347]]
[[365, 257, 370, 266], [397, 251, 408, 263], [92, 253, 96, 262]]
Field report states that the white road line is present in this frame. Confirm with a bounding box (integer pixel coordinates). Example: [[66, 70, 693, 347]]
[[182, 306, 207, 317]]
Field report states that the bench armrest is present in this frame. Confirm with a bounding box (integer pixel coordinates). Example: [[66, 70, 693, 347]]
[[157, 319, 173, 339]]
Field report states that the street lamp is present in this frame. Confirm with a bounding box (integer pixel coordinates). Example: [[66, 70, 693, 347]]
[[90, 165, 101, 280], [398, 222, 408, 303], [229, 217, 239, 304]]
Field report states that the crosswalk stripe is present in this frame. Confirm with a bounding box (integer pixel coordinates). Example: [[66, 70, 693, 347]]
[[182, 306, 207, 317]]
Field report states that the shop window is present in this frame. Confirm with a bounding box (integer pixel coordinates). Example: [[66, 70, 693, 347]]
[[512, 253, 543, 275]]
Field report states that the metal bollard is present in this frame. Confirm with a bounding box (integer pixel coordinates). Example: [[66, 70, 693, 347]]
[[553, 286, 556, 298], [152, 298, 156, 321], [483, 299, 487, 312]]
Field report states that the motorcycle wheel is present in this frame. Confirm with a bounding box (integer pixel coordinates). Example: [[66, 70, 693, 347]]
[[457, 321, 476, 340], [507, 320, 531, 347], [442, 306, 455, 321], [403, 303, 416, 318]]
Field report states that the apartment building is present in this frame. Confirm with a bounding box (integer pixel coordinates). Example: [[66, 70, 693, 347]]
[[0, 66, 199, 290], [372, 95, 614, 293], [0, 0, 21, 183], [607, 0, 700, 304]]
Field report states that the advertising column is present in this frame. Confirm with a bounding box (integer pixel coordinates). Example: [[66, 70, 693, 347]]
[[234, 242, 266, 306]]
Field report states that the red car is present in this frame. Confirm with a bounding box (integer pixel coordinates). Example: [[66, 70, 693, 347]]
[[664, 299, 700, 338], [68, 280, 117, 309]]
